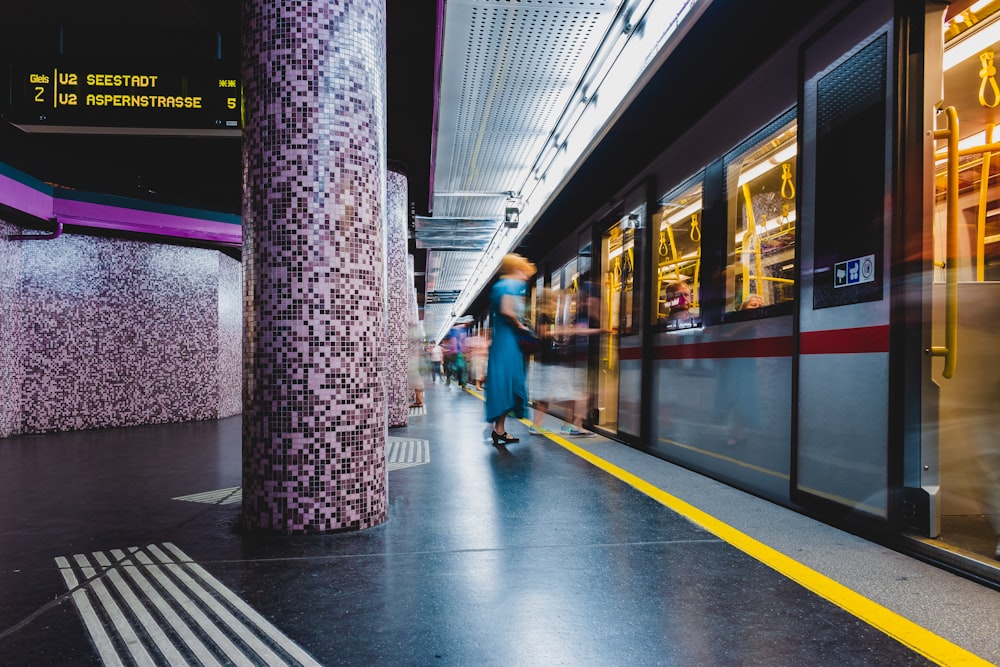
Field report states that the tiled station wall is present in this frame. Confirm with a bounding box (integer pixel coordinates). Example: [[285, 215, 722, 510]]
[[0, 217, 241, 436]]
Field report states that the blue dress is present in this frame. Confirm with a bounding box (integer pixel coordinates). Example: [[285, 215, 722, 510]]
[[485, 277, 528, 423]]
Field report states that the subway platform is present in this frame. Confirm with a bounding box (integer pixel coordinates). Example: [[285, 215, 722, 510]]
[[1, 381, 998, 666]]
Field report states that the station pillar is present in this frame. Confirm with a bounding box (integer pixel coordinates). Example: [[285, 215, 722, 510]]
[[387, 167, 410, 428], [240, 0, 388, 533]]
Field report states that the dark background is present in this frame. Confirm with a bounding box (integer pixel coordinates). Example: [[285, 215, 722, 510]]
[[0, 0, 437, 218]]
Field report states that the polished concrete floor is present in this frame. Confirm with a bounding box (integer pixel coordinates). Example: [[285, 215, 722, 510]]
[[1, 382, 998, 666]]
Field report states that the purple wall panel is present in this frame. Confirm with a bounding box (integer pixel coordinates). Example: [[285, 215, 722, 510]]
[[18, 237, 238, 432], [0, 223, 241, 436], [241, 0, 388, 533], [0, 167, 240, 246]]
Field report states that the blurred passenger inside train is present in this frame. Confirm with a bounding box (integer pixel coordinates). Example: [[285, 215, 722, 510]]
[[740, 293, 765, 310], [529, 288, 602, 437], [661, 281, 699, 329], [485, 253, 536, 446]]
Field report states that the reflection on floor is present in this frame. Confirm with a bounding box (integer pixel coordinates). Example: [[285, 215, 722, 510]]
[[1, 382, 998, 665]]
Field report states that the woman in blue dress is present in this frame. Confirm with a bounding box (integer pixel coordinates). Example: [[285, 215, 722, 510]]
[[485, 253, 536, 445]]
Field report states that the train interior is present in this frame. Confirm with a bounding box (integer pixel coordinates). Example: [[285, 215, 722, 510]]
[[931, 0, 1000, 563]]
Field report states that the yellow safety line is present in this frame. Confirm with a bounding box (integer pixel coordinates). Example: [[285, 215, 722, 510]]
[[511, 415, 993, 667]]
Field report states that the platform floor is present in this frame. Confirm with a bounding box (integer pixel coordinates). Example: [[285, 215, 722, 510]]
[[1, 382, 998, 666]]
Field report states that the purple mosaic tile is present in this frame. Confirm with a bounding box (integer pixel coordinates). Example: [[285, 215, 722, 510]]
[[241, 0, 388, 533], [217, 254, 242, 418], [387, 168, 409, 427], [0, 226, 240, 435], [0, 219, 26, 438]]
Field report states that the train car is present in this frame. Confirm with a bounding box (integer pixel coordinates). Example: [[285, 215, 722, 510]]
[[517, 0, 1000, 585]]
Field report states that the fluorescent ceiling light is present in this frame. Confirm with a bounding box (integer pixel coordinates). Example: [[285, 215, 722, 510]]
[[665, 199, 702, 225], [737, 142, 797, 186], [944, 9, 1000, 71]]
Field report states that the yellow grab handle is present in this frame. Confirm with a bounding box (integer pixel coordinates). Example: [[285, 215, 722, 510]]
[[930, 106, 959, 379]]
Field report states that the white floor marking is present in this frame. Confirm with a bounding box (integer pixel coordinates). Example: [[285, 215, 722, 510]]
[[55, 543, 321, 666], [55, 556, 124, 667], [109, 548, 221, 667], [386, 437, 430, 470], [92, 551, 188, 666], [171, 487, 242, 505], [73, 553, 156, 666]]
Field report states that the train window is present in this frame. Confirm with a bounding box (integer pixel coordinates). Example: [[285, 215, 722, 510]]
[[601, 207, 642, 336], [723, 112, 797, 314], [653, 175, 703, 331]]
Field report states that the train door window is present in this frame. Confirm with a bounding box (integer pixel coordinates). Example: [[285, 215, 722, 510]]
[[653, 175, 703, 331], [723, 110, 798, 315]]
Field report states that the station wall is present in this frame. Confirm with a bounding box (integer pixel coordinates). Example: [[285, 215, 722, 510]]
[[0, 217, 240, 436]]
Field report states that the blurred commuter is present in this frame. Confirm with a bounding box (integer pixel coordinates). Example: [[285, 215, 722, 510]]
[[465, 330, 489, 390], [445, 317, 472, 388], [428, 342, 444, 383], [485, 253, 536, 446], [408, 324, 425, 408]]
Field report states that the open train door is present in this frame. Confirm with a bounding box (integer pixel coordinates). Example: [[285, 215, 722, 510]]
[[917, 1, 1000, 565], [792, 1, 898, 525]]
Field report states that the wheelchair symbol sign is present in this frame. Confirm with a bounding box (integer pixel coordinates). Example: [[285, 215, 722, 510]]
[[834, 254, 875, 288]]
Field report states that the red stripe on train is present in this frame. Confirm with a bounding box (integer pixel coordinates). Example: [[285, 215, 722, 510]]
[[652, 336, 791, 360], [799, 324, 889, 354], [647, 324, 889, 360]]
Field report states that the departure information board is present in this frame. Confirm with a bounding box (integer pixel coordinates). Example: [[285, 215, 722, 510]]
[[4, 62, 242, 135]]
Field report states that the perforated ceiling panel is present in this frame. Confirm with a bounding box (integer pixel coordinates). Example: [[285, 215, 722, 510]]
[[435, 0, 616, 218], [424, 0, 618, 338]]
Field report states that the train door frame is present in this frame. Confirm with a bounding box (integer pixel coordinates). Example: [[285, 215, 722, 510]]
[[590, 180, 648, 444], [790, 0, 904, 532], [591, 206, 624, 439]]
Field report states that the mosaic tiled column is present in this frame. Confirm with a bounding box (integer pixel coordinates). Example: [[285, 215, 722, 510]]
[[241, 0, 387, 533], [386, 168, 409, 428], [407, 256, 423, 405], [408, 254, 420, 332]]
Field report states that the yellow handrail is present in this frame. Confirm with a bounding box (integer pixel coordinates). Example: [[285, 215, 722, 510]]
[[665, 224, 681, 283], [976, 123, 993, 281], [931, 106, 959, 379], [741, 183, 762, 297], [747, 275, 795, 285], [934, 138, 1000, 159]]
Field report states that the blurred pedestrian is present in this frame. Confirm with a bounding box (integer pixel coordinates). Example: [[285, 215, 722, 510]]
[[485, 253, 536, 445], [465, 329, 489, 390], [428, 341, 444, 383], [408, 324, 425, 408]]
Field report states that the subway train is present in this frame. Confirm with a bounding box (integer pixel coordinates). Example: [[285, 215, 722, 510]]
[[488, 0, 1000, 586]]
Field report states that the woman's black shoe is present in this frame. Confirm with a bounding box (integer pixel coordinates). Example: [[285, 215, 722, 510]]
[[491, 431, 519, 445]]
